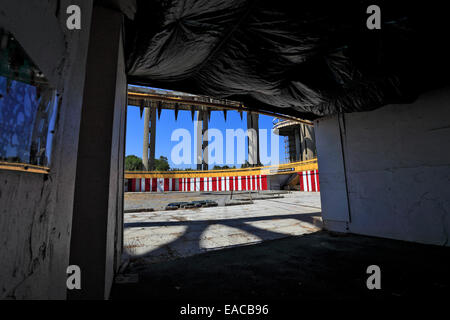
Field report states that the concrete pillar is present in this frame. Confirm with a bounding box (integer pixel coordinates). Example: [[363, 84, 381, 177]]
[[148, 106, 156, 170], [301, 123, 316, 160], [294, 127, 301, 162], [69, 6, 126, 299], [194, 111, 209, 171], [247, 113, 260, 166], [142, 107, 150, 170], [202, 112, 209, 170], [311, 124, 317, 158], [196, 111, 203, 170], [314, 114, 350, 233]]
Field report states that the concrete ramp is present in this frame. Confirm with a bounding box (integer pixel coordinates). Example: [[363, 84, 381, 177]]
[[267, 173, 297, 190]]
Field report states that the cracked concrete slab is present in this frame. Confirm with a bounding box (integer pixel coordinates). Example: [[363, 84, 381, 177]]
[[123, 192, 322, 265]]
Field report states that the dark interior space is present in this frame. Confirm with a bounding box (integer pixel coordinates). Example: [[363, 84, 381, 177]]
[[112, 231, 450, 300], [1, 0, 450, 305]]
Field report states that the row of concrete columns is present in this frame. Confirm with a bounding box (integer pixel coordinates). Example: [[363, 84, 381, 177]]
[[142, 109, 262, 170]]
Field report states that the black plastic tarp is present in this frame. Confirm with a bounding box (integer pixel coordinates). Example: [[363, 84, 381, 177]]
[[125, 0, 450, 120]]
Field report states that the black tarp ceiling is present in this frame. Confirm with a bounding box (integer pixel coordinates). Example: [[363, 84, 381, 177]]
[[125, 0, 450, 120]]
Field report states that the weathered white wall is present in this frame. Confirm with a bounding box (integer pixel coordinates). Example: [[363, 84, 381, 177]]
[[0, 0, 93, 299], [315, 87, 450, 246]]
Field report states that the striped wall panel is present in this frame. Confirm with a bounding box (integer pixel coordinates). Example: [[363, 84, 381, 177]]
[[298, 170, 320, 192], [124, 171, 319, 192], [177, 175, 266, 192], [125, 175, 268, 192], [125, 177, 177, 192]]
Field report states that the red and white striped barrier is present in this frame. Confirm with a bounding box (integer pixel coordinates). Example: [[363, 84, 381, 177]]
[[125, 171, 320, 192], [125, 177, 176, 192], [178, 175, 268, 192], [298, 170, 320, 192], [125, 175, 268, 192]]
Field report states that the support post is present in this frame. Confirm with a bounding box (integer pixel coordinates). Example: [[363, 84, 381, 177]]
[[69, 6, 126, 299], [142, 106, 150, 170], [148, 106, 156, 170], [247, 113, 260, 166], [202, 111, 208, 170], [196, 111, 203, 170], [294, 127, 301, 162], [301, 123, 316, 160]]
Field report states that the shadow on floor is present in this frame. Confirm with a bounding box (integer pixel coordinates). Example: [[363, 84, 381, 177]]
[[112, 231, 450, 300], [123, 212, 322, 264]]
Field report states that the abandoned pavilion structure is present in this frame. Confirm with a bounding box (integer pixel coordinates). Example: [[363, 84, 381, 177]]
[[0, 0, 449, 299]]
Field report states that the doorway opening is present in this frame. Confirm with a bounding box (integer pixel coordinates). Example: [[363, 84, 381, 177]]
[[121, 85, 323, 268]]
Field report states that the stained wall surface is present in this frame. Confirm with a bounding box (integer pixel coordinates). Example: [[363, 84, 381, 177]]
[[0, 0, 94, 299], [315, 87, 450, 246]]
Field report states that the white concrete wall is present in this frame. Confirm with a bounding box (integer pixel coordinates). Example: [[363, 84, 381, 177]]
[[315, 87, 450, 246], [314, 115, 350, 232]]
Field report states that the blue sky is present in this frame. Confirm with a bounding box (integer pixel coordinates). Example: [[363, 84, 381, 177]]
[[125, 105, 285, 169]]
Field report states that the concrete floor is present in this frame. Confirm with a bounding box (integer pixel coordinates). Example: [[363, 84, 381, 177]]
[[115, 191, 450, 300], [124, 190, 293, 212], [123, 192, 322, 266], [113, 231, 450, 300]]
